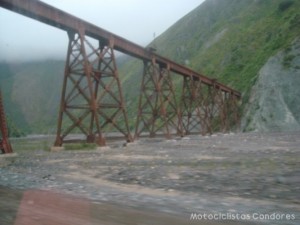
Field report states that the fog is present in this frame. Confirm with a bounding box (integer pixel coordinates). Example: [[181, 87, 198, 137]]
[[0, 0, 204, 62]]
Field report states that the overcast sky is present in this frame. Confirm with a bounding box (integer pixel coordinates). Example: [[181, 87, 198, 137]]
[[0, 0, 205, 62]]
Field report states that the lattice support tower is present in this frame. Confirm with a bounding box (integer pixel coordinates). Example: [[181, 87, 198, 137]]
[[54, 30, 132, 147], [0, 90, 13, 154], [209, 82, 227, 132], [180, 76, 212, 135], [225, 92, 241, 131], [205, 80, 240, 133], [135, 58, 180, 138]]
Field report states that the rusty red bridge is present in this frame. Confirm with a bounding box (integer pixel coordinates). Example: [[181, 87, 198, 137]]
[[0, 0, 241, 152]]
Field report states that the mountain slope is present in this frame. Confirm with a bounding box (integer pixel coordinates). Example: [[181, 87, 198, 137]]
[[123, 0, 299, 95], [120, 0, 300, 131]]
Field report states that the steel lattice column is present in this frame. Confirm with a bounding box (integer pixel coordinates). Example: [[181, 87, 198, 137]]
[[180, 76, 211, 135], [0, 90, 13, 154], [209, 84, 230, 133], [226, 93, 240, 131], [212, 86, 227, 132], [195, 81, 212, 135], [54, 30, 132, 147], [214, 91, 240, 133], [135, 59, 180, 138], [180, 76, 199, 135]]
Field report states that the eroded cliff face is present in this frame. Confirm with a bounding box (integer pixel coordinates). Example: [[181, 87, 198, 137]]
[[242, 38, 300, 132]]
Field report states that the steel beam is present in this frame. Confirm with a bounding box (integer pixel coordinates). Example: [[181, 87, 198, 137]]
[[0, 90, 13, 154], [0, 0, 241, 98]]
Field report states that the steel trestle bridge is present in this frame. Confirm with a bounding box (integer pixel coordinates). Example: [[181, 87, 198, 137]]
[[0, 0, 241, 152]]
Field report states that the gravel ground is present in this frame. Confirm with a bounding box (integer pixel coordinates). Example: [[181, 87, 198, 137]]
[[0, 131, 299, 224]]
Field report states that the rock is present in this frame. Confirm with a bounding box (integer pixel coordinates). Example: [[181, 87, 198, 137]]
[[276, 176, 287, 184], [242, 38, 300, 132], [0, 153, 18, 167]]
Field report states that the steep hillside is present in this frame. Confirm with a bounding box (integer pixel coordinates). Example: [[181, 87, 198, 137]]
[[0, 61, 64, 134], [154, 0, 299, 92]]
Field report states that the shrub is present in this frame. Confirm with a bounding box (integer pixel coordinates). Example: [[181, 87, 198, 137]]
[[278, 0, 294, 12]]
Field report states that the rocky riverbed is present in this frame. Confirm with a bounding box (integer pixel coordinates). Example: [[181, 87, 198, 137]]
[[0, 132, 299, 224]]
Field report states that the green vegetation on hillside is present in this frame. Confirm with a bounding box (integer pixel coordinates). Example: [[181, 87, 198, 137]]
[[0, 62, 29, 136], [155, 0, 300, 101], [120, 0, 300, 118], [0, 61, 65, 135]]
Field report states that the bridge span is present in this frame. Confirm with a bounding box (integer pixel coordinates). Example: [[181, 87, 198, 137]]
[[0, 0, 241, 150]]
